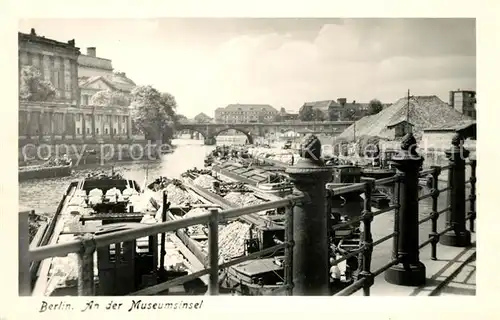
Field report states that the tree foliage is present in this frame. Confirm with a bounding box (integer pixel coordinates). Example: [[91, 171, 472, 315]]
[[130, 85, 177, 141], [299, 105, 325, 121], [19, 66, 56, 101], [328, 105, 339, 121], [344, 108, 358, 121], [368, 99, 383, 115], [313, 108, 325, 121], [90, 89, 130, 107]]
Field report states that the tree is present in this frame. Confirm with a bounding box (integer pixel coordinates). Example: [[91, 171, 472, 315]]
[[19, 66, 56, 101], [299, 105, 314, 121], [368, 99, 383, 115], [344, 108, 357, 121], [90, 89, 130, 107], [130, 85, 177, 142], [328, 105, 339, 121], [313, 108, 325, 121]]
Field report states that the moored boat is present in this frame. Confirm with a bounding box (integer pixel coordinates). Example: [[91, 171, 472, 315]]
[[30, 170, 203, 296]]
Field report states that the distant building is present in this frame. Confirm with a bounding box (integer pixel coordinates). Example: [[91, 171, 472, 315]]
[[18, 29, 132, 143], [18, 28, 80, 105], [214, 104, 278, 123], [194, 112, 213, 123], [449, 90, 476, 120], [300, 98, 388, 121], [77, 47, 136, 106]]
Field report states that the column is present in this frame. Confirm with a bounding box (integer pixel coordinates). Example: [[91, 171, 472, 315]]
[[439, 133, 471, 247], [49, 111, 54, 140], [82, 113, 86, 140], [26, 110, 31, 139], [42, 55, 51, 82], [285, 134, 332, 295], [117, 115, 122, 139], [384, 133, 426, 286], [63, 58, 71, 100], [62, 112, 67, 140], [38, 110, 44, 140], [92, 108, 96, 138], [127, 116, 132, 139]]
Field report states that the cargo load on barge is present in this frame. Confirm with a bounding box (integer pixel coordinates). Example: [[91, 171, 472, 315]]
[[30, 171, 205, 296]]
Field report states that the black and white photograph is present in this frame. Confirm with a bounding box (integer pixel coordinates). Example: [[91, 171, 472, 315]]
[[16, 17, 477, 301]]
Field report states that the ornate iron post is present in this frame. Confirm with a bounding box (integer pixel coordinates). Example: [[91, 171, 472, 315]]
[[468, 157, 476, 232], [385, 133, 426, 286], [286, 134, 332, 295], [77, 233, 96, 296], [440, 133, 471, 247]]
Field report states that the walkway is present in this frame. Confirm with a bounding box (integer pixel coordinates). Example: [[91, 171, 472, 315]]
[[353, 224, 476, 296]]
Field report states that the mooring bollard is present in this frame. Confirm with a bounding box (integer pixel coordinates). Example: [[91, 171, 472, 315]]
[[385, 133, 426, 286], [440, 133, 471, 247], [77, 233, 96, 296], [285, 134, 332, 296]]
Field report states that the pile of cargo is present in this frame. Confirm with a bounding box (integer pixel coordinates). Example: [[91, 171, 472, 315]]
[[161, 183, 199, 205], [199, 221, 251, 263], [193, 174, 218, 189], [223, 192, 264, 207]]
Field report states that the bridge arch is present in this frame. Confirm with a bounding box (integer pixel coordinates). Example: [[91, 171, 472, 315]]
[[175, 126, 207, 140], [212, 127, 254, 144]]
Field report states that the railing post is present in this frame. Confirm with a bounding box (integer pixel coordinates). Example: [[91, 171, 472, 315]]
[[285, 134, 332, 296], [360, 177, 375, 296], [429, 166, 442, 260], [77, 233, 96, 296], [208, 208, 219, 295], [19, 209, 31, 296], [284, 203, 294, 296], [468, 157, 476, 232], [440, 133, 471, 247], [385, 133, 426, 286]]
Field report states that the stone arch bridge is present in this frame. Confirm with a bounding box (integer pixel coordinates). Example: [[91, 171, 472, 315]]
[[176, 121, 354, 145]]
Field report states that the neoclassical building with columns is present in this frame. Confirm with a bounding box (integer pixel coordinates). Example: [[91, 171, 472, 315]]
[[18, 29, 133, 146]]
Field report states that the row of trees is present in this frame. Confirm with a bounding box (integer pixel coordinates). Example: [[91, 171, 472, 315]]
[[296, 99, 384, 122], [19, 65, 179, 143]]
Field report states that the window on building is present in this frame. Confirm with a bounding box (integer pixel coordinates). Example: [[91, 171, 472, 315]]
[[87, 128, 90, 134], [105, 128, 108, 134], [77, 128, 80, 134], [96, 128, 99, 135], [113, 128, 117, 134], [83, 95, 89, 105]]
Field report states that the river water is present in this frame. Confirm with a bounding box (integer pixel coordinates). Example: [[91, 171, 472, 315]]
[[19, 135, 469, 272]]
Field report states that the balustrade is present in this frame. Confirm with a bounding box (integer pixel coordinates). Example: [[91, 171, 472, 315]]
[[21, 132, 476, 296]]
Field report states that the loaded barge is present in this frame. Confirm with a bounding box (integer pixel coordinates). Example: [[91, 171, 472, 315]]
[[29, 171, 207, 296]]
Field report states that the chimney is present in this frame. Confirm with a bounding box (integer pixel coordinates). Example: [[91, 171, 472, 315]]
[[30, 28, 36, 36], [86, 47, 96, 57], [449, 91, 454, 107], [337, 98, 347, 106]]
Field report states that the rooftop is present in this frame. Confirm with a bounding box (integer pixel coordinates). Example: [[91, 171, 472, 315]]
[[79, 72, 136, 92], [338, 95, 473, 141], [223, 104, 278, 113], [18, 28, 80, 53]]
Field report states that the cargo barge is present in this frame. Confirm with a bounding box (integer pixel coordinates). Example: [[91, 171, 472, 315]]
[[19, 164, 72, 181], [30, 171, 206, 296]]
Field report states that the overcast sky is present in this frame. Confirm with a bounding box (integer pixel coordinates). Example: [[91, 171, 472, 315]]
[[19, 18, 475, 117]]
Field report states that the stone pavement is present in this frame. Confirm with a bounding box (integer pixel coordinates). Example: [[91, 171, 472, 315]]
[[352, 227, 476, 296]]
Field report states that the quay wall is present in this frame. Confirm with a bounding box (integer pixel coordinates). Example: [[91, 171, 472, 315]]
[[19, 165, 72, 181], [18, 138, 162, 167]]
